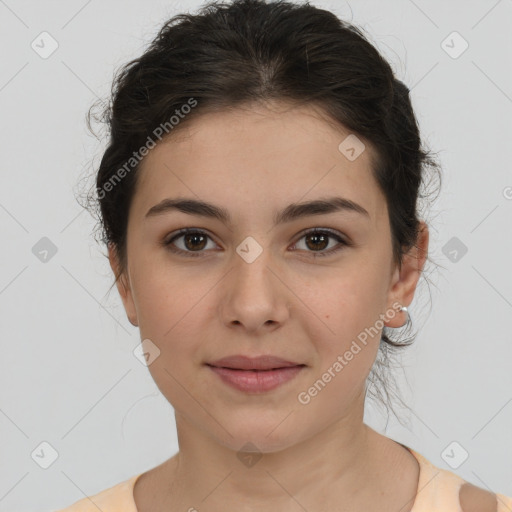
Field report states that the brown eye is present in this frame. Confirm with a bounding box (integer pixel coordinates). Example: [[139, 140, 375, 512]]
[[292, 228, 349, 257], [182, 232, 208, 251], [304, 232, 329, 251], [164, 229, 217, 257], [163, 227, 349, 259]]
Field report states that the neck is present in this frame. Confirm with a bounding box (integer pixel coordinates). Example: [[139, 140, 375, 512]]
[[164, 417, 383, 511]]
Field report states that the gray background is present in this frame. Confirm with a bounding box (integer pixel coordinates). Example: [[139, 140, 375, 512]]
[[1, 0, 511, 510]]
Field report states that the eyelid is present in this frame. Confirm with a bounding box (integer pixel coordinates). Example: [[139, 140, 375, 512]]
[[290, 227, 350, 257], [163, 228, 218, 257], [163, 226, 350, 257], [293, 226, 348, 243]]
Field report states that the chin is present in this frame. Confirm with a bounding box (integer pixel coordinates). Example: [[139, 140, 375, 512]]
[[215, 425, 303, 456]]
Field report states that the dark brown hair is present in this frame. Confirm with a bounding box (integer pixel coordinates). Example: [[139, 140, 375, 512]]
[[80, 0, 442, 424]]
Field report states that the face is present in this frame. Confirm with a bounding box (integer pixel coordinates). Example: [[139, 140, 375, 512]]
[[109, 101, 428, 453]]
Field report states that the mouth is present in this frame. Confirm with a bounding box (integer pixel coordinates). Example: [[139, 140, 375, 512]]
[[205, 356, 306, 393], [207, 366, 305, 371], [207, 354, 305, 371]]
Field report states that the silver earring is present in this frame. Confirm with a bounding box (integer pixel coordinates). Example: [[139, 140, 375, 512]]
[[396, 305, 410, 328]]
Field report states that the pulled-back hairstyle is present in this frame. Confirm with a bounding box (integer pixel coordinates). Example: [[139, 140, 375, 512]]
[[80, 0, 442, 426]]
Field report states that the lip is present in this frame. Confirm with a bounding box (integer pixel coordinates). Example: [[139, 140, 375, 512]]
[[208, 355, 303, 370], [206, 355, 306, 393], [207, 365, 305, 393]]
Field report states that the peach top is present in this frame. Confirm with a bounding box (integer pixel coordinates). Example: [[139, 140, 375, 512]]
[[55, 445, 512, 511]]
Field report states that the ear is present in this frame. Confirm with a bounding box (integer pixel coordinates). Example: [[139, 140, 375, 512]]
[[385, 221, 429, 328], [108, 243, 139, 327]]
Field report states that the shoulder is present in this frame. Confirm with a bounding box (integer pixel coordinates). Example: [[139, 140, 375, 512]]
[[54, 496, 98, 512], [399, 445, 510, 512], [459, 482, 497, 512], [54, 474, 140, 512]]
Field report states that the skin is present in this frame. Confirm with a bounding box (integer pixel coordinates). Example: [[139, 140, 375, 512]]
[[109, 100, 429, 512]]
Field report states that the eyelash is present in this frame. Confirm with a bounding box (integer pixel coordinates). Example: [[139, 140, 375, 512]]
[[163, 228, 350, 258]]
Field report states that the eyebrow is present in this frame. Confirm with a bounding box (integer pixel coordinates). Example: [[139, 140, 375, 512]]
[[145, 196, 370, 225]]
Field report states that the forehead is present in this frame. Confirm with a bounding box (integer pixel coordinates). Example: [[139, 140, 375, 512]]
[[132, 102, 386, 224]]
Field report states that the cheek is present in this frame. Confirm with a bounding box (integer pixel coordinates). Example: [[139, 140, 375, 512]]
[[305, 268, 382, 325], [139, 294, 205, 412], [132, 265, 195, 332], [133, 284, 207, 397], [301, 271, 384, 370]]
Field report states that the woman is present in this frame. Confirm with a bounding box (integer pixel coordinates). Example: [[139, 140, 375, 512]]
[[58, 0, 512, 510]]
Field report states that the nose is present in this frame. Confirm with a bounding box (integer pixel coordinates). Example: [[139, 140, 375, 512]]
[[219, 249, 291, 333]]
